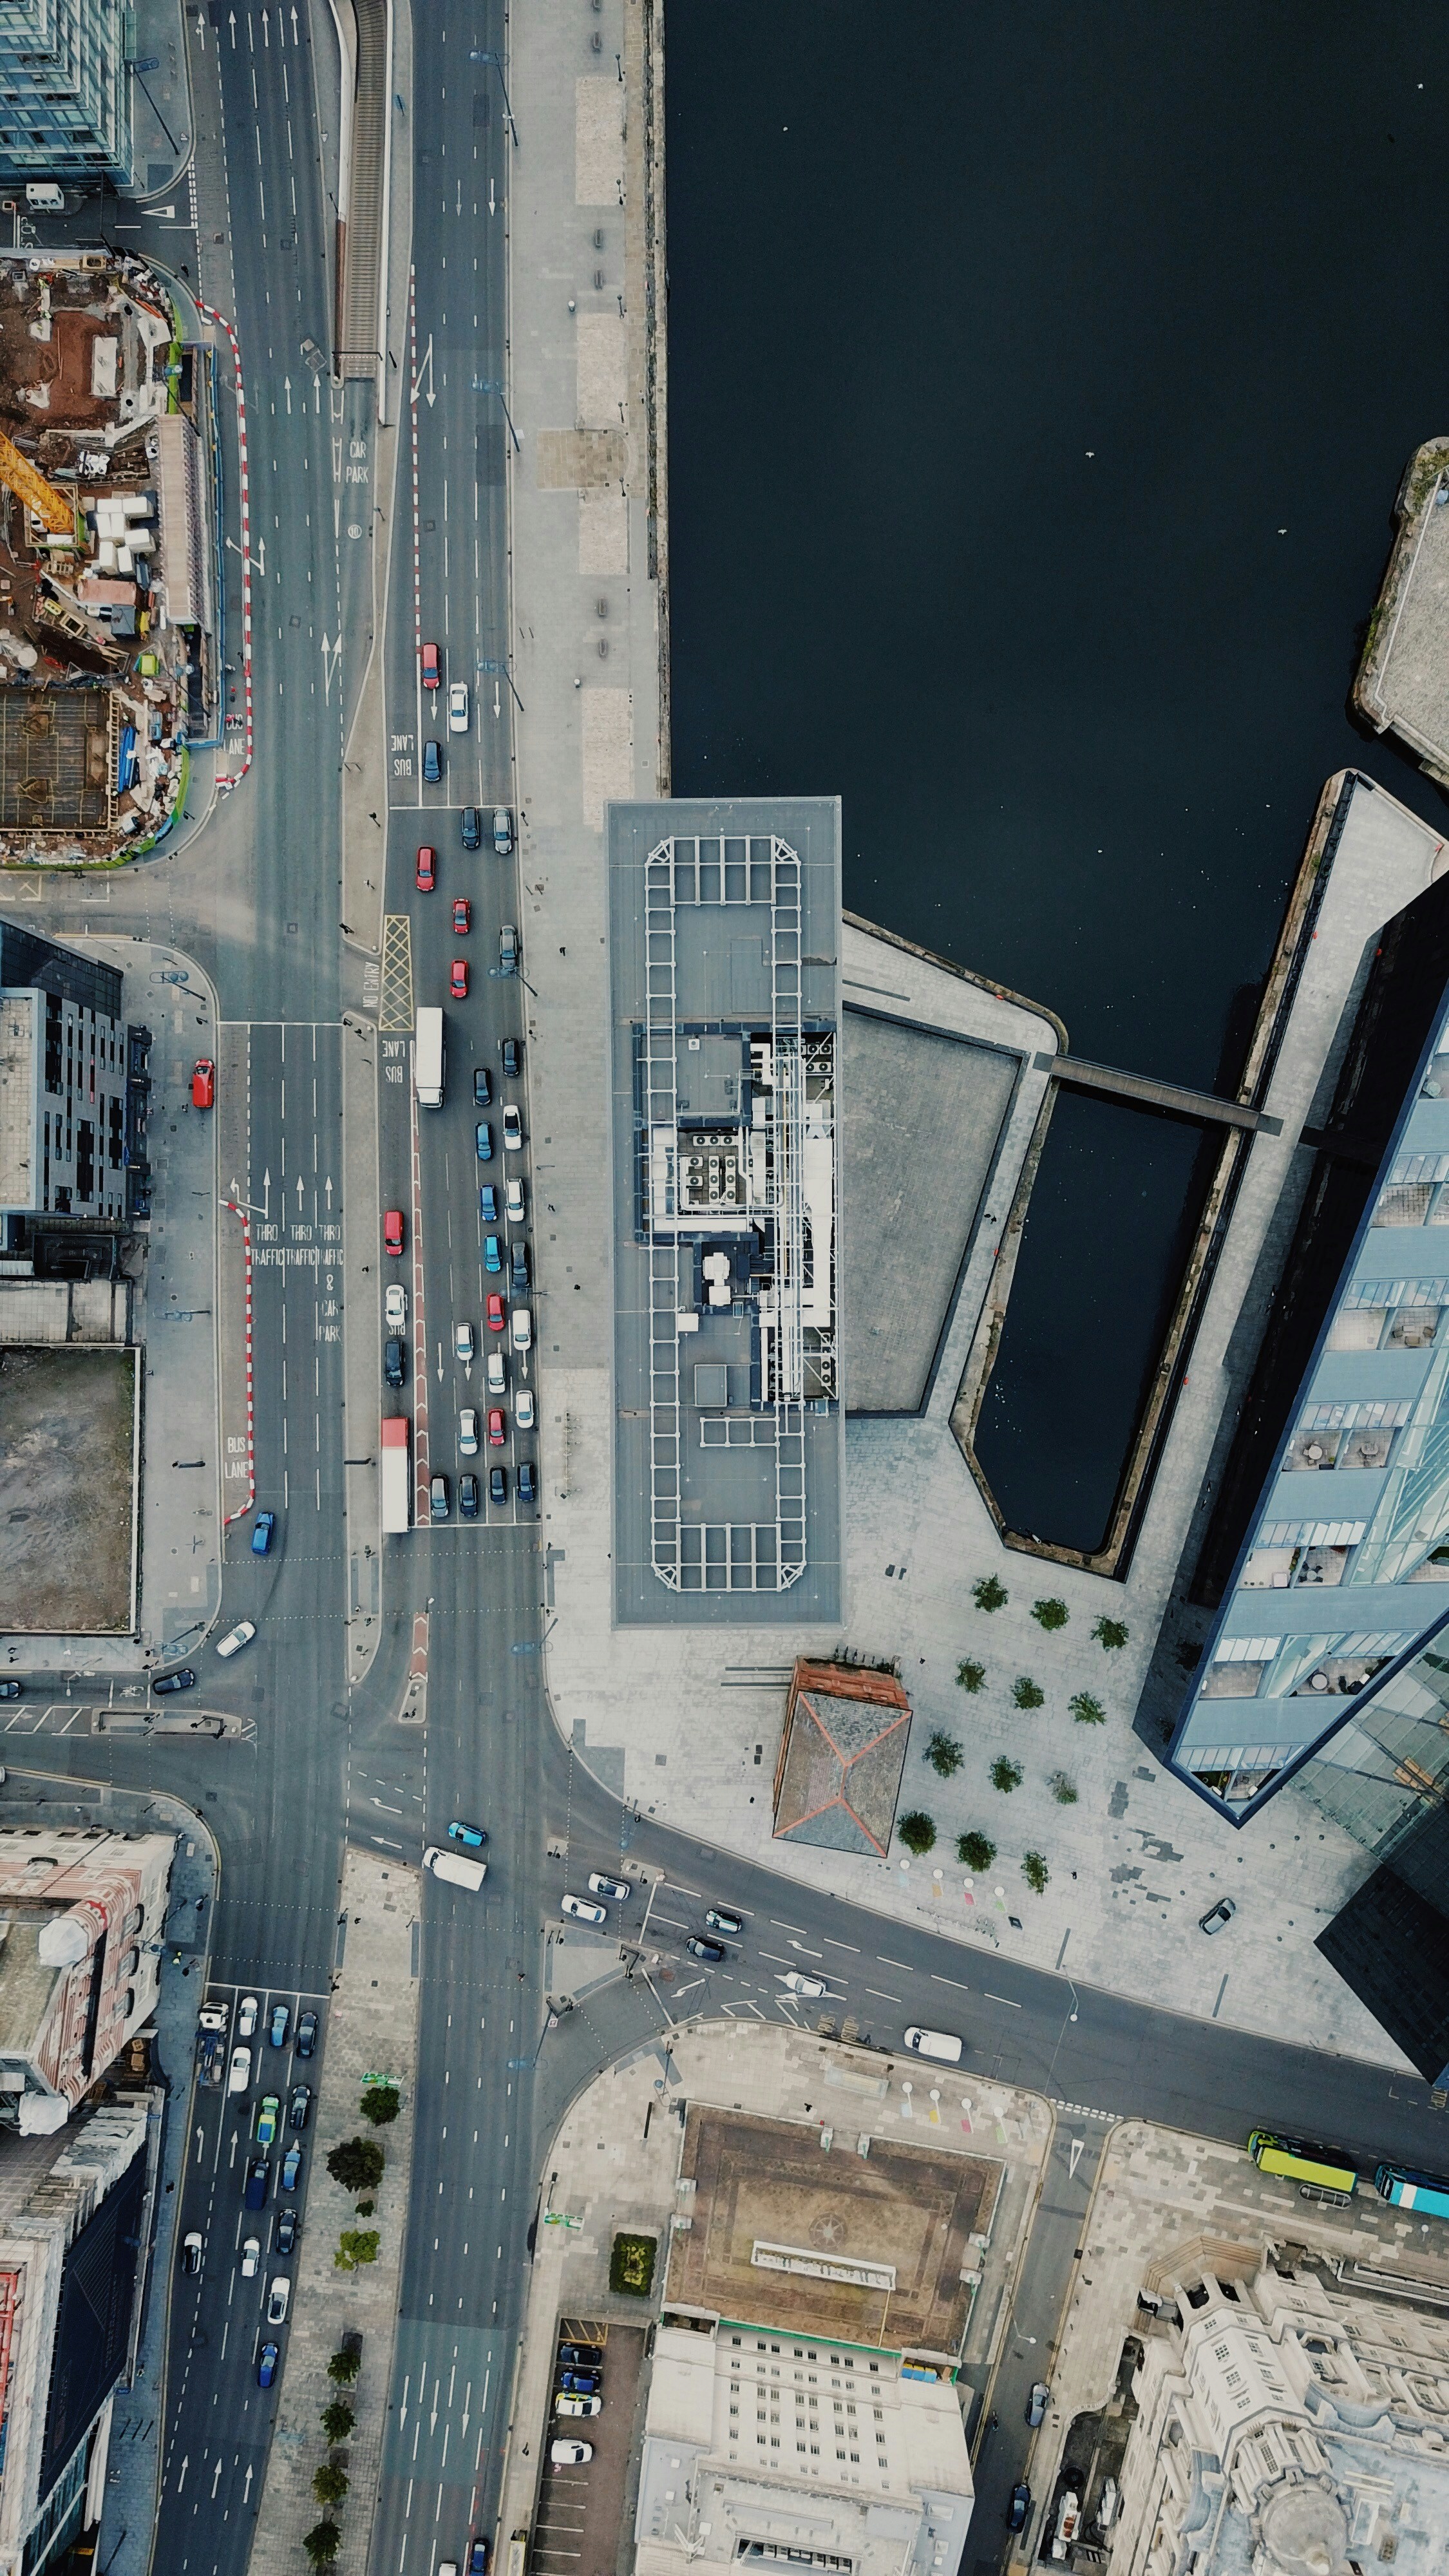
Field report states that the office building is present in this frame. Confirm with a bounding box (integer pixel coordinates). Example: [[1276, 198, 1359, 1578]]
[[0, 1825, 174, 2134], [0, 918, 128, 1229], [0, 0, 131, 185]]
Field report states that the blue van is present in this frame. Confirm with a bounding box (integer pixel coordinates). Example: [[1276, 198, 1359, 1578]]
[[251, 1511, 276, 1556]]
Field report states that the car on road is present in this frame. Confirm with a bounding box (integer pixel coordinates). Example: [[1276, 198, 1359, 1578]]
[[448, 1819, 488, 1850], [779, 1971, 826, 1998], [462, 806, 481, 849], [500, 1035, 520, 1077], [276, 2207, 297, 2255], [482, 1405, 504, 1448], [296, 2010, 318, 2058], [153, 1669, 195, 1695], [460, 1473, 479, 1517], [459, 1408, 478, 1456], [558, 2343, 603, 2368], [1199, 1899, 1237, 1935], [238, 1994, 258, 2038], [498, 923, 518, 975], [424, 739, 442, 782], [421, 641, 440, 688], [269, 2002, 290, 2048], [587, 1874, 630, 1902], [705, 1907, 744, 1934], [415, 845, 436, 892], [455, 1322, 475, 1363], [384, 1337, 406, 1388], [489, 1464, 506, 1506], [904, 2026, 963, 2064], [486, 1293, 505, 1332], [502, 1104, 522, 1151], [216, 1620, 256, 1658], [199, 2033, 224, 2086], [451, 958, 469, 1000], [555, 2394, 601, 2417], [281, 2143, 303, 2191], [562, 1892, 608, 1927], [255, 2094, 280, 2147], [199, 1999, 229, 2033], [451, 897, 471, 935], [240, 2237, 261, 2278], [484, 1233, 502, 1273], [505, 1177, 525, 1223], [468, 2542, 490, 2576], [0, 1681, 20, 1700], [449, 681, 469, 733], [473, 1065, 491, 1106], [510, 1305, 531, 1352], [384, 1209, 404, 1256], [486, 1349, 506, 1396], [182, 2230, 203, 2275], [493, 806, 513, 854], [424, 1845, 487, 1891], [475, 1121, 493, 1161], [687, 1936, 726, 1963], [509, 1240, 529, 1293], [386, 1284, 407, 1331], [229, 2044, 254, 2095], [516, 1387, 535, 1432], [267, 2275, 290, 2326], [430, 1475, 450, 1521], [551, 2440, 593, 2467], [258, 2342, 279, 2389], [244, 2156, 269, 2210], [1027, 2382, 1050, 2427], [191, 1058, 215, 1109], [289, 2085, 311, 2130], [1007, 2484, 1031, 2535], [518, 1460, 536, 1504], [252, 1510, 277, 1555], [480, 1182, 498, 1222]]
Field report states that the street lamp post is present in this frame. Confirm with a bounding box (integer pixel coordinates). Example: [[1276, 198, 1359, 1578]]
[[472, 379, 522, 453], [468, 51, 518, 146]]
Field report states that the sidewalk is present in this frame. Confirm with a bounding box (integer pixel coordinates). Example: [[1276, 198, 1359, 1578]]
[[125, 0, 195, 203]]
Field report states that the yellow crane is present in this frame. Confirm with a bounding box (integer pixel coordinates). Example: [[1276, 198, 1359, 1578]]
[[0, 430, 75, 537]]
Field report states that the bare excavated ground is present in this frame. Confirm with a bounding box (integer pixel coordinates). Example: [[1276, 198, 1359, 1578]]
[[0, 1345, 137, 1630]]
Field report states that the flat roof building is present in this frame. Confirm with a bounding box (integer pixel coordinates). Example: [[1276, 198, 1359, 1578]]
[[0, 0, 132, 185], [0, 920, 126, 1229], [0, 1826, 173, 2134]]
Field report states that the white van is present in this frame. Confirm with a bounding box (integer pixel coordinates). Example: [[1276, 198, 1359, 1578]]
[[904, 2025, 963, 2065], [423, 1846, 487, 1892], [510, 1305, 532, 1354]]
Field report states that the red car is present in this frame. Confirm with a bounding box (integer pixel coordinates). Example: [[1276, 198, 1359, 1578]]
[[384, 1210, 404, 1257], [452, 898, 471, 934], [421, 641, 440, 688], [488, 1408, 506, 1445], [416, 845, 435, 893], [191, 1059, 215, 1110], [450, 959, 468, 999], [486, 1293, 505, 1333]]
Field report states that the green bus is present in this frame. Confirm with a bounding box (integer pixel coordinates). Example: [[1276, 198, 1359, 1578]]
[[1248, 2129, 1358, 2195]]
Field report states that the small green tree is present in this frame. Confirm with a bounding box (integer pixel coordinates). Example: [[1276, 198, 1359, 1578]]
[[924, 1729, 963, 1777], [957, 1830, 997, 1870], [1031, 1597, 1068, 1631], [359, 2083, 400, 2126], [303, 2521, 343, 2568], [327, 2344, 361, 2387], [1070, 1690, 1106, 1725], [327, 2136, 386, 2194], [1049, 1771, 1078, 1804], [320, 2399, 355, 2443], [313, 2463, 350, 2508], [1021, 1851, 1050, 1895], [955, 1658, 986, 1693], [897, 1810, 936, 1856], [990, 1757, 1023, 1794], [1012, 1676, 1045, 1710], [335, 2230, 381, 2271], [972, 1575, 1009, 1613], [1094, 1616, 1129, 1651]]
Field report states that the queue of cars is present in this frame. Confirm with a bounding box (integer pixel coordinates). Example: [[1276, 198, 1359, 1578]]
[[188, 1989, 322, 2387], [551, 2336, 605, 2461]]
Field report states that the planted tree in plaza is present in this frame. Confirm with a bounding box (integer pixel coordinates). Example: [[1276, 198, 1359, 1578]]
[[1031, 1598, 1068, 1631], [1070, 1691, 1106, 1725], [360, 2083, 400, 2126], [955, 1658, 986, 1693], [1094, 1616, 1129, 1652], [327, 2136, 386, 2195], [990, 1758, 1023, 1794], [320, 2399, 355, 2443], [303, 2520, 343, 2566], [335, 2230, 381, 2271], [897, 1810, 936, 1855], [1012, 1676, 1045, 1710], [312, 2463, 349, 2507], [1021, 1852, 1050, 1895], [1049, 1772, 1078, 1804], [957, 1831, 996, 1870], [924, 1729, 963, 1777], [972, 1575, 1008, 1613], [327, 2343, 362, 2387]]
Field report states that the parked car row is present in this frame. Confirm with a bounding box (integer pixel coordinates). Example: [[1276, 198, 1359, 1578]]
[[552, 2336, 605, 2454]]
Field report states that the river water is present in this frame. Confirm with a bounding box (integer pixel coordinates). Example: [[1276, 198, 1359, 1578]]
[[665, 1, 1449, 1552]]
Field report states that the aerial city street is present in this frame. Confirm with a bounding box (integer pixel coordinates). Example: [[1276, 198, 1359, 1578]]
[[3, 9, 1449, 2576]]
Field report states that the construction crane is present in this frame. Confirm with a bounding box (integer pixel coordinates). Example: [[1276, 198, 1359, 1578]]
[[0, 431, 75, 537]]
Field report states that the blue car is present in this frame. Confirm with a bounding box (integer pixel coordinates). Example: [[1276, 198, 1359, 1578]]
[[251, 1511, 276, 1555], [484, 1235, 502, 1274], [449, 1819, 488, 1849], [258, 2342, 279, 2388], [281, 2143, 302, 2191], [480, 1184, 498, 1223], [476, 1121, 493, 1162]]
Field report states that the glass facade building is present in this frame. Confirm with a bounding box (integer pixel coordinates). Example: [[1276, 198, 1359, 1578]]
[[0, 0, 132, 185]]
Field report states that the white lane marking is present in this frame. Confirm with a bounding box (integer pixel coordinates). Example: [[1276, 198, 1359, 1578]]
[[770, 1918, 807, 1933], [824, 1938, 859, 1951], [984, 1993, 1021, 2007], [931, 1973, 971, 1991], [865, 1988, 902, 2003], [878, 1956, 914, 1970]]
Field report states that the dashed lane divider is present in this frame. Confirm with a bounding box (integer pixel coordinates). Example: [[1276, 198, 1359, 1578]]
[[221, 1197, 255, 1525], [196, 298, 254, 790]]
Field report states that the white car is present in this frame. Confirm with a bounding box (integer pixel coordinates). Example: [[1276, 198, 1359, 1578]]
[[240, 2236, 261, 2278], [238, 1994, 258, 2039], [266, 2275, 290, 2325], [216, 1619, 256, 1659], [551, 2439, 593, 2466], [385, 1283, 407, 1331], [505, 1178, 525, 1224], [459, 1408, 479, 1457], [516, 1387, 535, 1432], [454, 1321, 475, 1364], [198, 2000, 229, 2034], [510, 1305, 532, 1354], [588, 1873, 630, 1902], [904, 2025, 963, 2065], [555, 2393, 602, 2417], [486, 1349, 506, 1397], [561, 1891, 608, 1926], [448, 681, 469, 734], [779, 1970, 826, 1998], [502, 1104, 523, 1151], [228, 2045, 252, 2095]]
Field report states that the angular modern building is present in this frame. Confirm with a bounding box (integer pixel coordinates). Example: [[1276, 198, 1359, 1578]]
[[0, 0, 132, 186], [0, 920, 128, 1231], [0, 1826, 173, 2134]]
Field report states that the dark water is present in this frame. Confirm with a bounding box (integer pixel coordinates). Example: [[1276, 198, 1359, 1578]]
[[665, 1, 1449, 1549]]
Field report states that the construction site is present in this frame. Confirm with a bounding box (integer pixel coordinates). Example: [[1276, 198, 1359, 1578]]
[[0, 252, 214, 863]]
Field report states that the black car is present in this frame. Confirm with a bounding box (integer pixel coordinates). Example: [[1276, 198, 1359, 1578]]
[[1006, 2485, 1031, 2535], [296, 2010, 318, 2058], [153, 1669, 195, 1695], [289, 2084, 312, 2130], [687, 1936, 726, 1964], [384, 1337, 406, 1389], [510, 1239, 529, 1293], [243, 2156, 269, 2211], [473, 1066, 492, 1107], [460, 1473, 480, 1519], [558, 2369, 600, 2394], [424, 739, 442, 782], [275, 2206, 298, 2255], [559, 2343, 603, 2368], [461, 806, 482, 849], [0, 1681, 19, 1701], [518, 1461, 536, 1505], [489, 1464, 506, 1506], [499, 1035, 520, 1077]]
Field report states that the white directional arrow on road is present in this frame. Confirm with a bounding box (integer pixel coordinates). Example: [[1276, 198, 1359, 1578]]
[[290, 3, 299, 37], [262, 1169, 271, 1218], [177, 2456, 189, 2493], [211, 2459, 223, 2499], [243, 2463, 254, 2504], [260, 5, 269, 42], [296, 1175, 305, 1210], [1068, 2137, 1084, 2179], [436, 1341, 444, 1385], [320, 634, 343, 705], [412, 334, 436, 410], [324, 1175, 334, 1209], [228, 8, 236, 42], [283, 375, 292, 416]]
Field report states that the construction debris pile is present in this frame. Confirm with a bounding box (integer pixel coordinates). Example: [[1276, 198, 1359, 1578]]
[[0, 253, 214, 861]]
